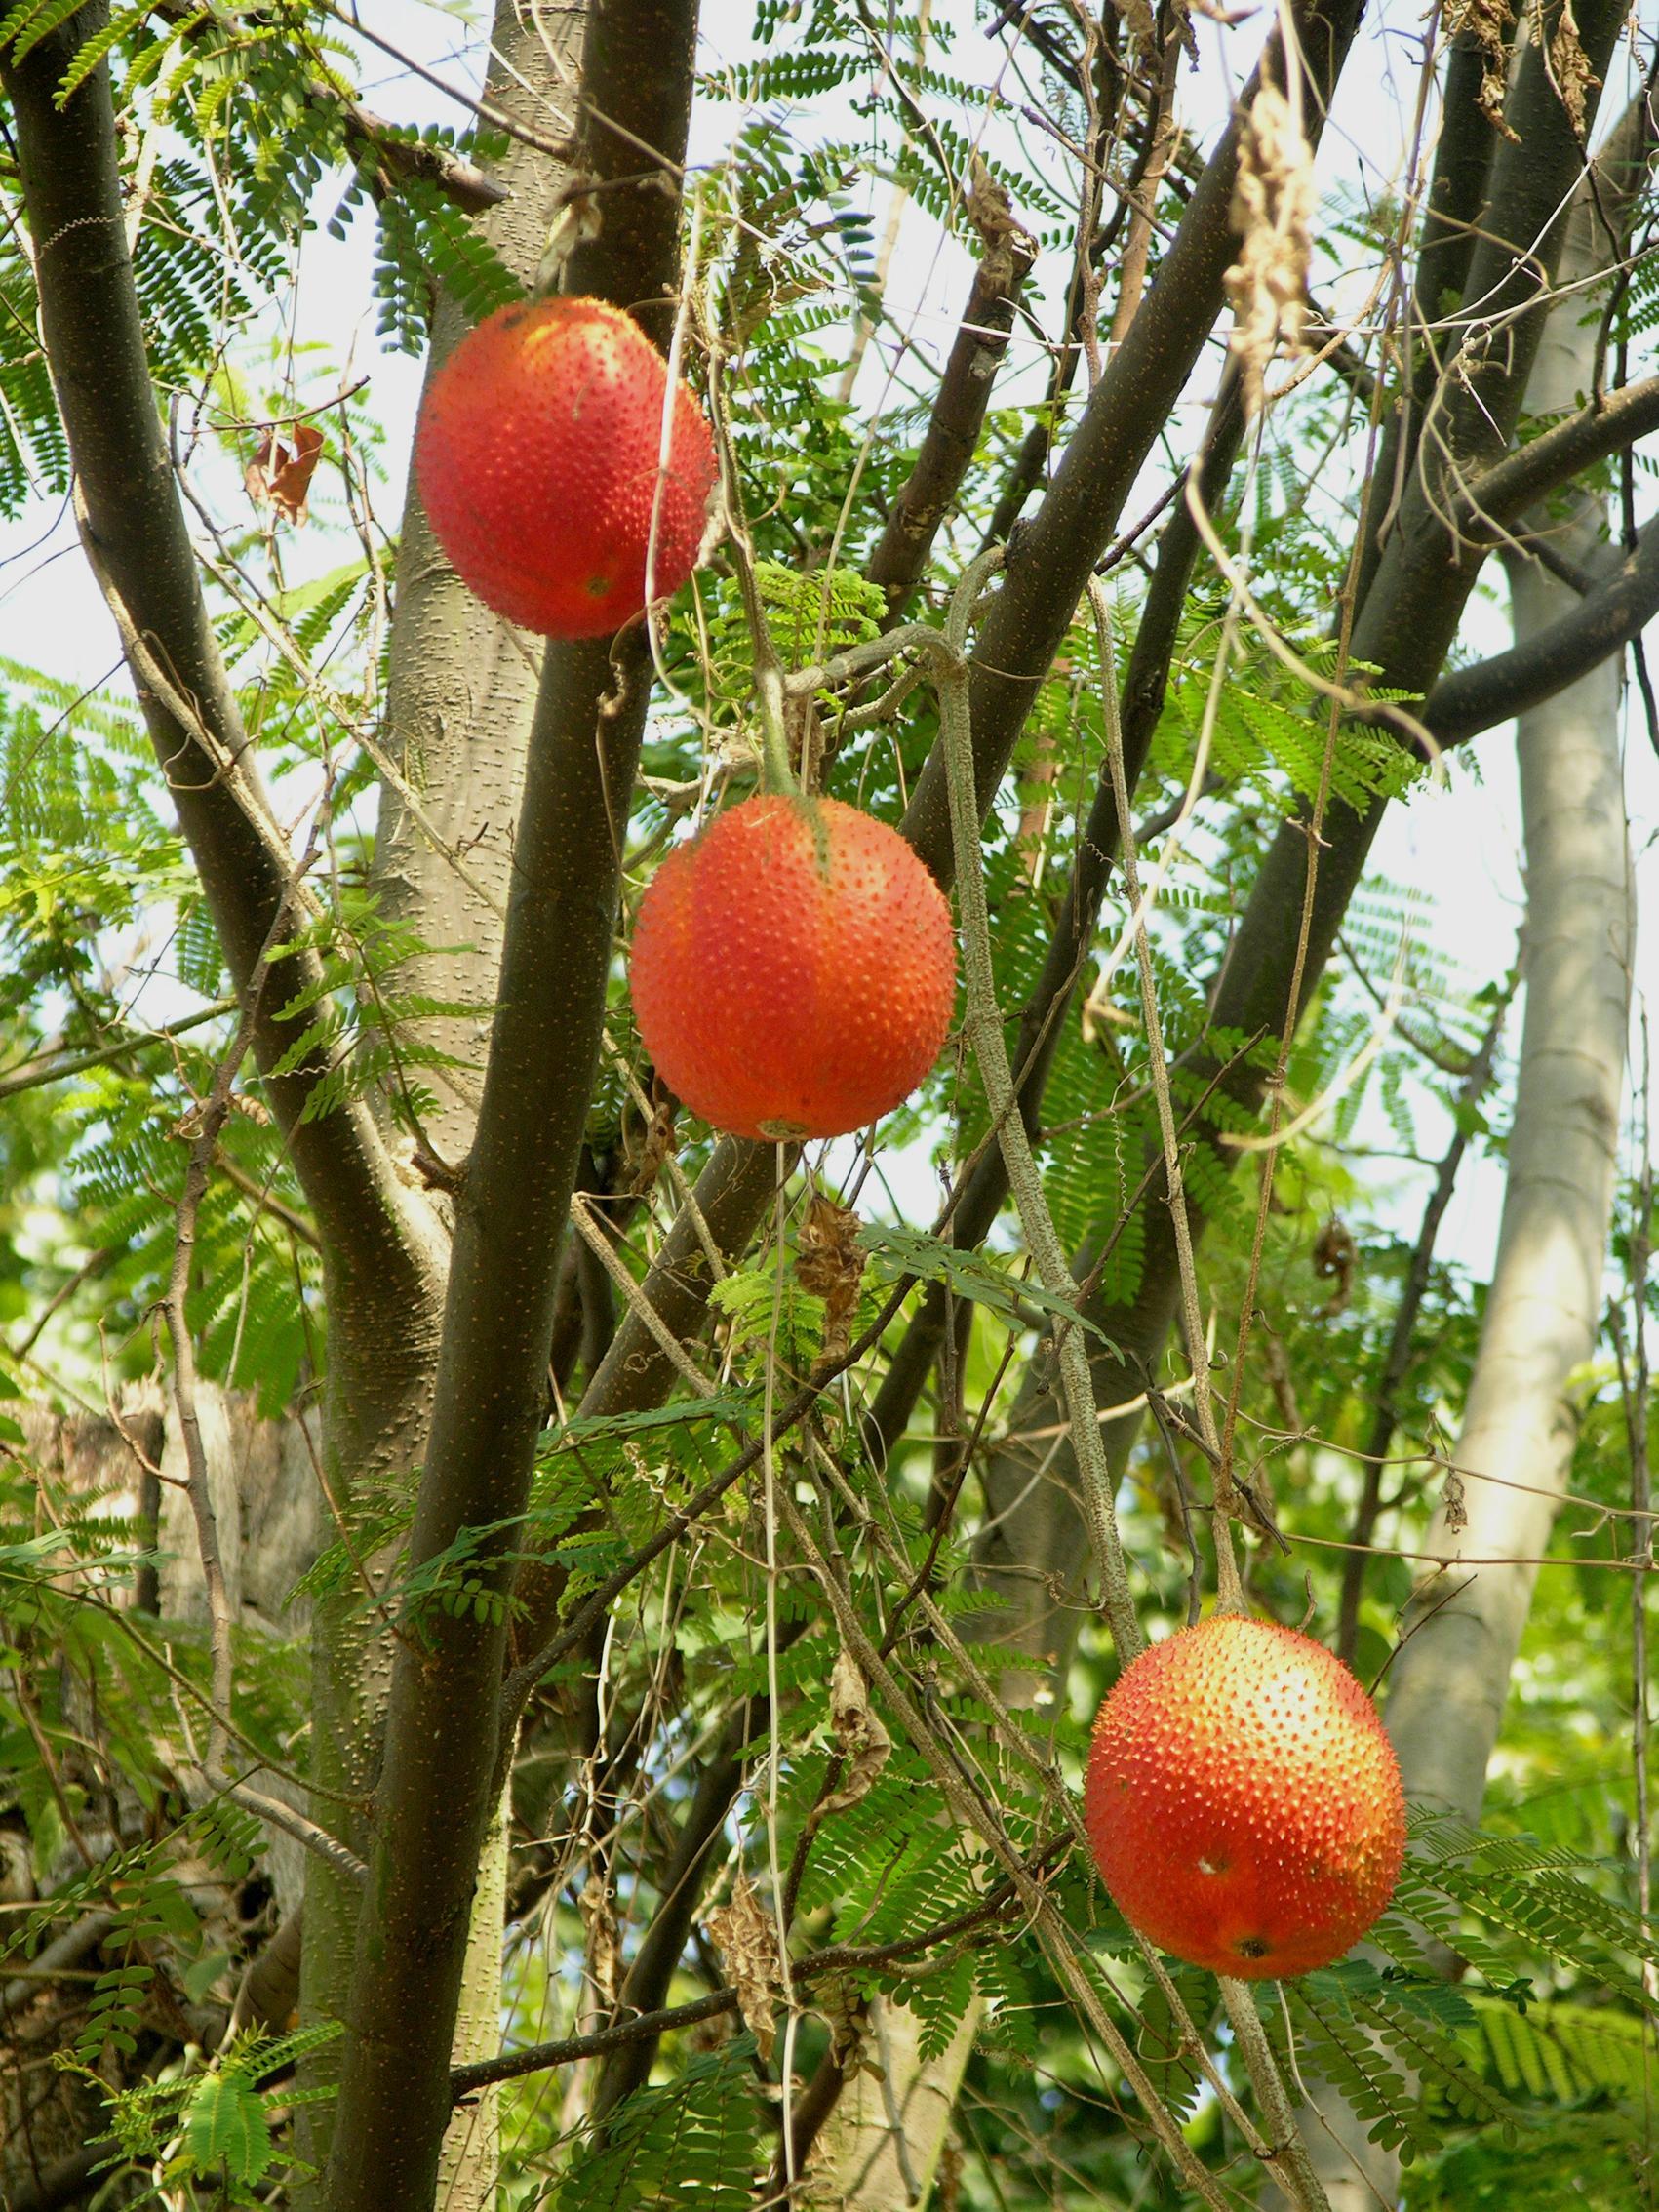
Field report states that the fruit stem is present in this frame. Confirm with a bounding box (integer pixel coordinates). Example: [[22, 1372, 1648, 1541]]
[[1218, 1979, 1334, 2212], [703, 351, 801, 796], [755, 666, 800, 797]]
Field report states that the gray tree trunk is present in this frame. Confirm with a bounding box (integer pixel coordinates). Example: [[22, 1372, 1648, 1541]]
[[1282, 110, 1644, 2212]]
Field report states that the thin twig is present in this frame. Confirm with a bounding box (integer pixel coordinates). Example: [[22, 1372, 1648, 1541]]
[[1612, 1011, 1656, 2005], [159, 824, 321, 1769], [1086, 576, 1242, 1609], [0, 998, 238, 1103], [492, 1277, 917, 1775], [452, 1840, 1066, 2099], [769, 1484, 1253, 2211], [935, 550, 1141, 1662]]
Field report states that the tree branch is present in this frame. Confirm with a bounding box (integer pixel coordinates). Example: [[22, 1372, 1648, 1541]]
[[0, 1912, 113, 2026], [320, 10, 705, 2199], [1209, 0, 1637, 1078], [864, 226, 1038, 608], [566, 0, 1365, 1470], [1351, 26, 1503, 615], [0, 998, 237, 1103], [865, 375, 1247, 1461], [454, 1837, 1067, 2100], [1334, 984, 1513, 1663], [899, 0, 1366, 883], [2, 2139, 116, 2212], [328, 89, 508, 215], [586, 1710, 755, 2120], [1423, 509, 1659, 743], [494, 1276, 914, 1787], [970, 13, 1643, 1686], [1455, 374, 1659, 534], [566, 188, 1047, 1436], [150, 0, 509, 213]]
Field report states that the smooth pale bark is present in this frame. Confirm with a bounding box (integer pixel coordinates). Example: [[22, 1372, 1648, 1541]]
[[804, 1999, 977, 2209], [371, 4, 581, 1166], [1382, 539, 1632, 1805], [1279, 104, 1645, 2212]]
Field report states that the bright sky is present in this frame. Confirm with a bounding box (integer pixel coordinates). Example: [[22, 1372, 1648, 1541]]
[[3, 0, 1655, 1286]]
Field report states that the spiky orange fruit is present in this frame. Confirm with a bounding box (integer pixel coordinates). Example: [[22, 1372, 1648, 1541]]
[[415, 296, 717, 638], [629, 794, 956, 1142], [1085, 1615, 1404, 1979]]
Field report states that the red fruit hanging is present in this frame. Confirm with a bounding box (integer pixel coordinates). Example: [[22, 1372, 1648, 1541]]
[[1085, 1615, 1405, 1979], [415, 296, 718, 639], [629, 794, 956, 1142]]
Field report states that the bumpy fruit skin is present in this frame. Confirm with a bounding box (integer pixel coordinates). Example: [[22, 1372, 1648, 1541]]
[[629, 794, 956, 1142], [415, 296, 717, 639], [1085, 1615, 1405, 1979]]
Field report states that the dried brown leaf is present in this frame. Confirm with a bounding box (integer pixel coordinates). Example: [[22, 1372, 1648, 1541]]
[[967, 155, 1038, 289], [623, 1072, 679, 1193], [1548, 0, 1598, 138], [816, 1973, 868, 2070], [244, 423, 324, 526], [579, 1872, 621, 2013], [810, 1648, 893, 1828], [1445, 0, 1521, 139], [1442, 1469, 1469, 1533], [966, 154, 1035, 253], [1112, 0, 1158, 58], [796, 1193, 865, 1371], [706, 1872, 780, 2063]]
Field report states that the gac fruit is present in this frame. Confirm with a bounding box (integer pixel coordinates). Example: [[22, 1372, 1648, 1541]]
[[629, 794, 956, 1142], [1085, 1615, 1404, 1979], [415, 296, 717, 638]]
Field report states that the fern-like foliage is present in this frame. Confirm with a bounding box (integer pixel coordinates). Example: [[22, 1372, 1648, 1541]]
[[554, 2037, 760, 2211], [69, 2020, 342, 2203]]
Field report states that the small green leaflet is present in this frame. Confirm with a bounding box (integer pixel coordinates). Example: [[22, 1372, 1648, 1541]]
[[183, 2073, 274, 2191], [551, 1391, 761, 1447], [859, 1222, 1120, 1346]]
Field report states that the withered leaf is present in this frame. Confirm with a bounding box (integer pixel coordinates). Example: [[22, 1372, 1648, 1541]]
[[245, 422, 325, 526], [1442, 1469, 1469, 1534], [1549, 0, 1598, 138], [810, 1648, 893, 1828], [796, 1192, 866, 1372], [706, 1871, 780, 2063]]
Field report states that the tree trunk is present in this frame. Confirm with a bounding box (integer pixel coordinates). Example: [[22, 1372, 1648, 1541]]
[[435, 1782, 512, 2212], [295, 7, 585, 2202], [1280, 101, 1645, 2212], [320, 3, 701, 2200], [803, 1999, 976, 2208], [1382, 338, 1635, 1829]]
